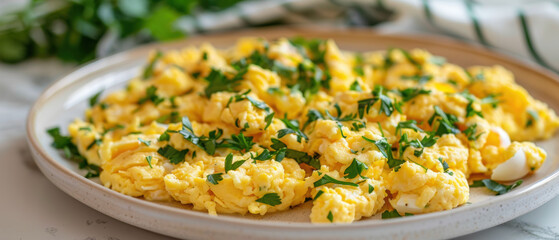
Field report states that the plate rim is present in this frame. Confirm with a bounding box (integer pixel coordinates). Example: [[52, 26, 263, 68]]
[[25, 25, 559, 233]]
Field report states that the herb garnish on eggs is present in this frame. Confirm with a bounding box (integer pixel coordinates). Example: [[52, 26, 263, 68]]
[[48, 37, 559, 223]]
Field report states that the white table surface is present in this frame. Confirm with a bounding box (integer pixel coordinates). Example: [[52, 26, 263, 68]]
[[1, 17, 559, 240]]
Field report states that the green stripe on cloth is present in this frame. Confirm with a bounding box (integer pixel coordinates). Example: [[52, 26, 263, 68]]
[[422, 0, 435, 26], [465, 0, 488, 46], [518, 10, 551, 68]]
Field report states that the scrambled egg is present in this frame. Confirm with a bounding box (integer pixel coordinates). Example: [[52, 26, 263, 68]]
[[67, 37, 559, 223]]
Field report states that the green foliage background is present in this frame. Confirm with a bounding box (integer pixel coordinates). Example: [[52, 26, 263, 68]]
[[0, 0, 246, 63]]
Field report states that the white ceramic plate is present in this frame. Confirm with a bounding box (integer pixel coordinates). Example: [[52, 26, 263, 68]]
[[26, 26, 559, 240]]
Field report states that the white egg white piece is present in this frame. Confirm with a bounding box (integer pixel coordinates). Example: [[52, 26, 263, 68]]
[[491, 126, 511, 147], [491, 149, 530, 181], [390, 193, 423, 214]]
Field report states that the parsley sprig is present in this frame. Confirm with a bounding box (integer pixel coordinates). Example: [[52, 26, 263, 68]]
[[358, 86, 399, 118], [46, 127, 101, 178], [470, 179, 522, 195]]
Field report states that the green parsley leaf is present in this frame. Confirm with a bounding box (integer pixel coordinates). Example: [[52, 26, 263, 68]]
[[394, 88, 431, 102], [396, 120, 424, 136], [363, 136, 405, 170], [358, 86, 396, 118], [207, 173, 223, 185], [465, 101, 483, 118], [344, 158, 368, 179], [204, 68, 243, 97], [256, 193, 282, 206], [79, 126, 91, 132], [327, 211, 334, 222], [264, 112, 275, 130], [227, 89, 271, 112], [438, 157, 453, 175], [464, 124, 483, 141], [138, 86, 165, 105], [401, 74, 433, 85], [302, 109, 324, 130], [146, 156, 153, 168], [224, 153, 246, 173], [143, 51, 163, 80], [349, 80, 362, 92], [314, 190, 324, 200], [368, 184, 374, 194], [428, 106, 460, 136], [47, 127, 99, 178], [481, 94, 500, 108], [87, 138, 102, 150], [253, 149, 273, 161], [222, 132, 255, 153], [138, 138, 151, 146], [470, 179, 522, 195], [278, 116, 308, 142], [313, 174, 358, 187], [381, 210, 402, 219], [89, 90, 103, 107], [526, 109, 539, 127], [399, 48, 422, 70], [157, 145, 188, 164]]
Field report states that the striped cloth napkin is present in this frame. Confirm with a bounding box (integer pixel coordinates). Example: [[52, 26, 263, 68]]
[[174, 0, 559, 72]]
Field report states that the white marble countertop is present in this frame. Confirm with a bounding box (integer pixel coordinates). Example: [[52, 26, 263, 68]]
[[2, 28, 559, 240]]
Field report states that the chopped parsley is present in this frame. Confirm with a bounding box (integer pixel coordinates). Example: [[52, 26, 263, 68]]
[[278, 116, 308, 142], [327, 211, 334, 222], [146, 156, 153, 168], [264, 112, 274, 130], [395, 120, 424, 136], [313, 174, 359, 187], [142, 51, 163, 80], [46, 127, 100, 178], [368, 184, 374, 194], [314, 190, 324, 200], [179, 116, 226, 155], [349, 80, 362, 92], [302, 109, 324, 130], [256, 193, 282, 206], [526, 109, 539, 127], [438, 157, 453, 175], [138, 86, 165, 105], [224, 153, 246, 172], [381, 210, 402, 219], [222, 132, 255, 153], [463, 124, 483, 141], [89, 90, 103, 107], [252, 149, 273, 161], [428, 106, 460, 136], [363, 136, 405, 170], [138, 138, 151, 146], [357, 85, 397, 118], [465, 100, 483, 118], [394, 88, 431, 102], [157, 145, 189, 164], [343, 158, 368, 179], [204, 68, 244, 97], [269, 138, 320, 168], [470, 179, 522, 195], [401, 74, 433, 85], [481, 94, 500, 108], [156, 111, 181, 123], [206, 173, 223, 185], [227, 89, 271, 112]]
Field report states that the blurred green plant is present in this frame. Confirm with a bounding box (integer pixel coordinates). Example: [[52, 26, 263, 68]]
[[0, 0, 246, 63]]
